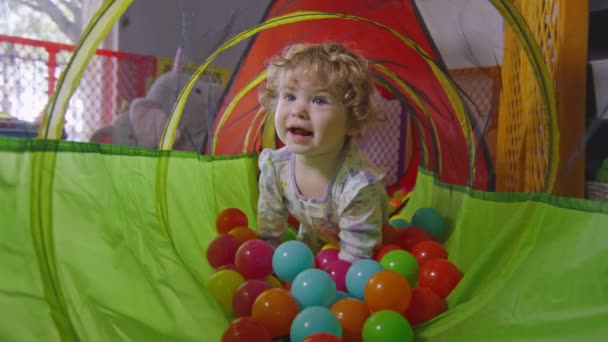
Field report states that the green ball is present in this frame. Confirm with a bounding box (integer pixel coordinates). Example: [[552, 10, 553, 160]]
[[379, 249, 419, 286], [411, 207, 445, 239], [282, 227, 298, 242], [362, 310, 413, 342]]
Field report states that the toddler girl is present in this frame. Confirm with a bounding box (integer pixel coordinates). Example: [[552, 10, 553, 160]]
[[257, 42, 388, 263]]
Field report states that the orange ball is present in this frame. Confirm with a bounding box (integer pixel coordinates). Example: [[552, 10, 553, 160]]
[[216, 208, 248, 235], [364, 270, 411, 313], [228, 226, 258, 243], [251, 288, 300, 338], [331, 298, 370, 342]]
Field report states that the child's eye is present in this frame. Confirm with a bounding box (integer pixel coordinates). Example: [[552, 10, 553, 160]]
[[284, 94, 296, 101], [313, 97, 328, 105]]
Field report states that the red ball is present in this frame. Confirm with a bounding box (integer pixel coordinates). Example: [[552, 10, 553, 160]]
[[216, 208, 249, 235], [418, 259, 463, 299], [303, 332, 342, 341], [235, 239, 274, 279], [221, 316, 272, 342], [206, 235, 242, 269], [411, 240, 448, 266], [373, 244, 402, 262], [398, 227, 435, 251], [404, 286, 447, 326], [232, 280, 272, 317], [381, 225, 401, 245]]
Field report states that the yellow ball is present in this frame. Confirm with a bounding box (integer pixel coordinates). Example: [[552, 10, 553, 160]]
[[265, 275, 283, 288], [321, 242, 340, 251], [206, 269, 245, 312], [389, 215, 411, 228]]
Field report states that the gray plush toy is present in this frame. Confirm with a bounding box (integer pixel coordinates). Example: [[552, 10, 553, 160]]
[[91, 50, 223, 153]]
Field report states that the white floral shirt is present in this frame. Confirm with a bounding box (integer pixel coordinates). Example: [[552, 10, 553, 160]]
[[256, 141, 389, 263]]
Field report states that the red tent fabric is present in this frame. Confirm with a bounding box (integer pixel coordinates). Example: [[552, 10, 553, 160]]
[[211, 0, 490, 190]]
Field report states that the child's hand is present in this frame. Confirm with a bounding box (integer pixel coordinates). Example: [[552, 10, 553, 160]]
[[311, 223, 340, 244]]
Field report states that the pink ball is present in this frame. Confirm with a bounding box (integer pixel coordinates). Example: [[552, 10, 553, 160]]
[[315, 249, 340, 270], [206, 234, 241, 269], [325, 259, 352, 292], [235, 239, 274, 279], [232, 279, 272, 317]]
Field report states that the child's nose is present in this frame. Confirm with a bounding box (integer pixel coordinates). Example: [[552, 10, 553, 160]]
[[291, 102, 308, 118]]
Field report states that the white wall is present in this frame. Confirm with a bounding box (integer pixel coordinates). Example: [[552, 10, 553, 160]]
[[118, 0, 270, 70], [117, 0, 506, 70], [415, 0, 504, 69]]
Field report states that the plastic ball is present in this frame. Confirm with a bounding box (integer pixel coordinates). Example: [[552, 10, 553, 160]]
[[345, 259, 383, 301], [379, 249, 419, 286], [228, 226, 258, 243], [251, 288, 300, 338], [397, 227, 435, 251], [216, 208, 248, 235], [388, 215, 411, 228], [221, 316, 272, 342], [331, 298, 370, 342], [315, 248, 340, 270], [291, 269, 337, 308], [373, 244, 402, 262], [265, 275, 283, 288], [217, 263, 237, 272], [321, 242, 340, 250], [364, 270, 411, 313], [282, 227, 298, 242], [272, 240, 315, 283], [206, 234, 242, 269], [232, 279, 272, 317], [404, 287, 447, 326], [325, 259, 352, 292], [411, 207, 445, 240], [235, 239, 274, 279], [362, 310, 413, 342], [303, 333, 342, 342], [411, 240, 448, 266], [381, 225, 401, 245], [418, 258, 462, 299], [334, 291, 351, 302], [206, 269, 246, 313], [290, 306, 343, 342]]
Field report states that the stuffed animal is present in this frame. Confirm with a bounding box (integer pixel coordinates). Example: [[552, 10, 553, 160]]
[[91, 49, 223, 153]]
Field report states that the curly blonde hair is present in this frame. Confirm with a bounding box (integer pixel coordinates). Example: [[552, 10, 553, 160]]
[[259, 42, 376, 134]]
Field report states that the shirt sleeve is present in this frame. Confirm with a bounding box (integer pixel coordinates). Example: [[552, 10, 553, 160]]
[[256, 149, 288, 245], [337, 182, 387, 263]]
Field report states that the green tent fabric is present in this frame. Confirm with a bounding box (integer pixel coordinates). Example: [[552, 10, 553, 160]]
[[2, 137, 608, 341], [404, 170, 608, 341], [0, 138, 258, 341]]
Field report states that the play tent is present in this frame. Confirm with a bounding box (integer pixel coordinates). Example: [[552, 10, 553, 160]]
[[1, 0, 607, 341]]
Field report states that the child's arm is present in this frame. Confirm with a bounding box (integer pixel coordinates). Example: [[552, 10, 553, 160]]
[[256, 150, 288, 246], [337, 183, 387, 263]]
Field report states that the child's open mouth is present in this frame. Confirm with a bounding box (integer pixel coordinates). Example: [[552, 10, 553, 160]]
[[288, 127, 313, 136]]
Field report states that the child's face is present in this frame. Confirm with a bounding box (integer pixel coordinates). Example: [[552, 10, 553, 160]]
[[274, 71, 352, 159]]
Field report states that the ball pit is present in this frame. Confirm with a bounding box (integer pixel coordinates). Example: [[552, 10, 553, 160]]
[[206, 207, 463, 341]]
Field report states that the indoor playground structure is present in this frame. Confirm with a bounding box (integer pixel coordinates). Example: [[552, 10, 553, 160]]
[[1, 0, 607, 341]]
